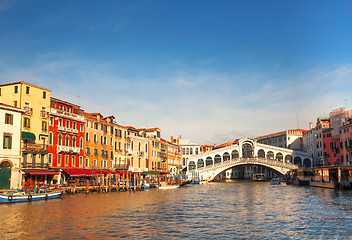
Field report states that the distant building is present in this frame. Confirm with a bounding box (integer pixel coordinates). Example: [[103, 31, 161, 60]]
[[256, 129, 308, 151], [170, 136, 201, 167]]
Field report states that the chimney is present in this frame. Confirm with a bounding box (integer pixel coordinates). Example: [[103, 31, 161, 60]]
[[309, 122, 313, 129]]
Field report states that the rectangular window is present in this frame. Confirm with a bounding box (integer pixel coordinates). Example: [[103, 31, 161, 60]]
[[85, 158, 89, 167], [58, 119, 62, 126], [43, 91, 46, 99], [3, 135, 12, 149], [49, 117, 54, 126], [65, 155, 69, 165], [58, 154, 62, 164], [79, 156, 83, 167], [24, 117, 30, 128], [73, 122, 76, 130], [80, 123, 84, 132], [14, 86, 18, 93], [26, 86, 30, 94], [5, 114, 13, 125], [42, 121, 47, 131], [48, 153, 53, 165], [72, 156, 75, 166]]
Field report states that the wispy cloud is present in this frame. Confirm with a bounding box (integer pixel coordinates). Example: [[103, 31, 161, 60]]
[[0, 53, 351, 144]]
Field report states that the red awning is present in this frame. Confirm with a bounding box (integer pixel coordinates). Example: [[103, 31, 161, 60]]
[[63, 169, 118, 177], [159, 171, 169, 175], [63, 169, 95, 177], [24, 170, 59, 176]]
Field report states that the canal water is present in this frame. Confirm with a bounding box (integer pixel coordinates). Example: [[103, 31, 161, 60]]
[[2, 181, 352, 239]]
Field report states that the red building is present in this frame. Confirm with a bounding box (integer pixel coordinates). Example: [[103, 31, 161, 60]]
[[48, 97, 85, 170], [322, 128, 339, 165], [339, 118, 352, 165]]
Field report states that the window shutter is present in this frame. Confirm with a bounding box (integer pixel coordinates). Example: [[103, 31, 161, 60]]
[[9, 136, 12, 149]]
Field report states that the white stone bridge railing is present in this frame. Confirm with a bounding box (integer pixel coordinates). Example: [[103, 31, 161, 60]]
[[187, 157, 299, 180]]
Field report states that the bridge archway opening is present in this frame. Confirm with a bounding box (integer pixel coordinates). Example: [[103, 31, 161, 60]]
[[197, 159, 204, 168], [303, 158, 311, 168], [218, 164, 286, 180], [214, 155, 222, 164], [294, 157, 302, 166], [189, 161, 196, 170], [258, 149, 265, 158], [231, 150, 239, 159], [206, 157, 213, 166], [285, 155, 292, 163], [242, 142, 253, 158], [276, 152, 283, 162], [223, 152, 230, 162], [267, 151, 274, 160]]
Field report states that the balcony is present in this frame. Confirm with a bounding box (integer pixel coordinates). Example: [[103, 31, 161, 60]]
[[72, 129, 78, 134], [40, 110, 49, 118], [22, 162, 49, 169], [57, 145, 80, 154], [22, 143, 48, 154], [58, 125, 65, 131], [24, 107, 33, 116], [50, 108, 85, 122], [115, 164, 129, 170], [347, 144, 352, 151]]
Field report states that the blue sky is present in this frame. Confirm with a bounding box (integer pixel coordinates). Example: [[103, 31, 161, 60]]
[[1, 0, 352, 144]]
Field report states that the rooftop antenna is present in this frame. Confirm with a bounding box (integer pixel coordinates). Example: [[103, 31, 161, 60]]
[[297, 114, 299, 129]]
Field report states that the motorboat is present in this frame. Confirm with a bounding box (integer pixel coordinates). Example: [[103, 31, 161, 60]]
[[0, 190, 63, 204], [270, 178, 281, 185], [252, 173, 266, 181], [157, 182, 179, 190]]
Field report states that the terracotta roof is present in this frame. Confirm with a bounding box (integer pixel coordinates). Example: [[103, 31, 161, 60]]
[[0, 81, 51, 92]]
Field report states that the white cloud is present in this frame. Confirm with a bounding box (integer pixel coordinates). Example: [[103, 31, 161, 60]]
[[1, 54, 351, 145]]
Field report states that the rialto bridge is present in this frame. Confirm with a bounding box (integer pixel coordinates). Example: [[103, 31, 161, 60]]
[[186, 138, 312, 181]]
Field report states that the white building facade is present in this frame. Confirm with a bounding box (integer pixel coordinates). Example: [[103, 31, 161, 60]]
[[0, 104, 24, 189]]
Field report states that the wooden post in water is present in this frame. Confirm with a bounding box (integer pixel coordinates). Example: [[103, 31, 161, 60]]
[[133, 173, 136, 192], [86, 179, 90, 194]]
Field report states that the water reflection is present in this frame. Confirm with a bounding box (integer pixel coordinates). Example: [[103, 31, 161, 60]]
[[1, 181, 352, 239]]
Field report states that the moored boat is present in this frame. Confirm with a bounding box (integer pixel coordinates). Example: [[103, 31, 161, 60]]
[[252, 173, 266, 181], [0, 190, 63, 204], [199, 180, 208, 184], [270, 178, 281, 185], [157, 182, 180, 190]]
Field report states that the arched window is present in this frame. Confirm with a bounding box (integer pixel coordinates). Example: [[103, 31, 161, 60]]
[[276, 152, 283, 162], [58, 133, 62, 146], [49, 132, 53, 145], [206, 157, 213, 166], [231, 150, 239, 159], [72, 136, 76, 147], [85, 132, 89, 142], [257, 149, 265, 158], [214, 155, 221, 164], [188, 161, 196, 170], [197, 159, 204, 168], [65, 135, 70, 146], [223, 152, 230, 161]]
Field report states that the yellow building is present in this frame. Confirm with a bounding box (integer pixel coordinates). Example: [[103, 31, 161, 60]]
[[0, 82, 51, 170]]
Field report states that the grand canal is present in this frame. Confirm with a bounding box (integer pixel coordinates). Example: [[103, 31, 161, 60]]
[[2, 181, 352, 239]]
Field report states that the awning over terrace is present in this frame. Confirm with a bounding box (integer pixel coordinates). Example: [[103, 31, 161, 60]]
[[23, 170, 59, 176], [63, 169, 118, 177]]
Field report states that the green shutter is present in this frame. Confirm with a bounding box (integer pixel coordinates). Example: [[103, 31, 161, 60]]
[[8, 136, 12, 149]]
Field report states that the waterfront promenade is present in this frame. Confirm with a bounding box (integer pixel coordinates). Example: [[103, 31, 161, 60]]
[[1, 181, 352, 239]]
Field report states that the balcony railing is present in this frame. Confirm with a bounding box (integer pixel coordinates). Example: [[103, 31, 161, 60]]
[[22, 143, 48, 153], [115, 164, 129, 170], [40, 110, 49, 118], [22, 162, 49, 168], [57, 145, 80, 154], [24, 107, 33, 116], [50, 108, 85, 121]]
